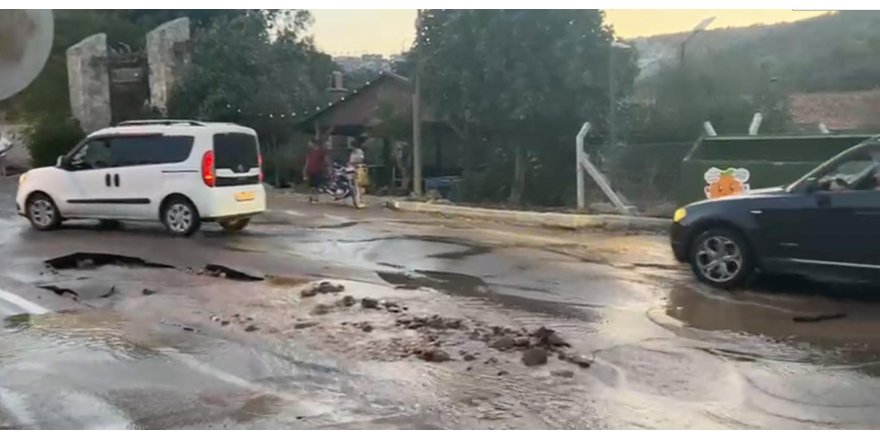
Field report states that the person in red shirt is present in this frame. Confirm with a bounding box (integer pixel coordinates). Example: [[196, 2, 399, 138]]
[[303, 137, 328, 202]]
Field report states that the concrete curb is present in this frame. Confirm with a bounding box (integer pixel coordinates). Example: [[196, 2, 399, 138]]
[[385, 200, 671, 232]]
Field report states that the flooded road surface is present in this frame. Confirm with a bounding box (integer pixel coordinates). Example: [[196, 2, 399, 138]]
[[4, 184, 880, 427]]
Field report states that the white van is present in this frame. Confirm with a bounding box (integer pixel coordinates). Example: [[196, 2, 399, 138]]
[[15, 120, 266, 236]]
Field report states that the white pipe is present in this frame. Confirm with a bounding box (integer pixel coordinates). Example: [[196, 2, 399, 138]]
[[748, 112, 763, 135]]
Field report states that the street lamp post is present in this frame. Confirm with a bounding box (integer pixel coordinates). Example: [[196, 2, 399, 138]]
[[679, 16, 716, 69], [608, 41, 631, 150]]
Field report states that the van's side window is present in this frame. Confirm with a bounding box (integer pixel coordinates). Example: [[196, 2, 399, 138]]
[[110, 135, 195, 167], [69, 139, 111, 170]]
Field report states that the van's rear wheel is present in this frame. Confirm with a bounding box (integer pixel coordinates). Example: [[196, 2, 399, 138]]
[[689, 228, 754, 289], [26, 193, 61, 231], [219, 217, 250, 232], [162, 197, 200, 237]]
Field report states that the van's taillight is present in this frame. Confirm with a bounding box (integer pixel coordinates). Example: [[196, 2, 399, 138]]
[[258, 152, 264, 182], [202, 151, 215, 187]]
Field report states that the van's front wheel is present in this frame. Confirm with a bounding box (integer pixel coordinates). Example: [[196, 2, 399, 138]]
[[162, 197, 200, 237], [26, 193, 62, 231], [219, 217, 250, 232]]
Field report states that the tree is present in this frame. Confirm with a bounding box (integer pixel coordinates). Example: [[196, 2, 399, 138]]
[[167, 10, 336, 185], [414, 10, 635, 205], [10, 10, 241, 166]]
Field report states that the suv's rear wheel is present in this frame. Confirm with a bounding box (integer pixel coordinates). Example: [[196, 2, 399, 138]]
[[219, 217, 250, 232], [26, 193, 62, 231], [689, 228, 754, 289], [161, 197, 200, 237]]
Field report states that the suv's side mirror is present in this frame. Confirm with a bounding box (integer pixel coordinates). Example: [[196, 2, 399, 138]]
[[802, 177, 819, 194]]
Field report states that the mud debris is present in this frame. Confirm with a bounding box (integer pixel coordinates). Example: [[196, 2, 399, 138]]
[[513, 336, 531, 348], [340, 295, 356, 307], [521, 347, 548, 366], [244, 324, 259, 332], [141, 288, 157, 296], [531, 326, 570, 348], [489, 336, 516, 351], [361, 297, 379, 309], [564, 353, 592, 368], [416, 347, 451, 363], [551, 370, 575, 378], [301, 281, 345, 298], [354, 322, 374, 333], [294, 321, 319, 329], [463, 353, 476, 361], [311, 304, 333, 316]]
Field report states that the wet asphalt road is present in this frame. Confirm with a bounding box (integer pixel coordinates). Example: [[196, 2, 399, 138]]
[[4, 182, 880, 428]]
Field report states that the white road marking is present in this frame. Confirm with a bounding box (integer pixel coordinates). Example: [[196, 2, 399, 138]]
[[0, 386, 36, 428], [0, 300, 20, 316], [0, 288, 50, 315], [162, 350, 333, 418], [283, 209, 306, 217], [58, 391, 133, 429]]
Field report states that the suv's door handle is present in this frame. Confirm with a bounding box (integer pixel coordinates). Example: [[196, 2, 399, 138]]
[[114, 174, 120, 187], [105, 173, 111, 187]]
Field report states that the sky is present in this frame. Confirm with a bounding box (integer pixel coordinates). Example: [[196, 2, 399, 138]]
[[308, 9, 830, 56]]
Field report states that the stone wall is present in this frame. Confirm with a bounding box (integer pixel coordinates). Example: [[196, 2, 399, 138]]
[[146, 17, 190, 114], [66, 33, 111, 133]]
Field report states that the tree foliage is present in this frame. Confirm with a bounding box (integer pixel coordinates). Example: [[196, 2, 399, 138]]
[[166, 10, 337, 185], [167, 11, 332, 139], [415, 10, 635, 205]]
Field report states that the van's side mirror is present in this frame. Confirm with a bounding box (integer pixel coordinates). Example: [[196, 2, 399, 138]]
[[55, 155, 63, 168]]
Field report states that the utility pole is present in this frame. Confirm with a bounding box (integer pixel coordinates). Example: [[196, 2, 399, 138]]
[[412, 9, 424, 196], [679, 16, 716, 69], [608, 41, 630, 150]]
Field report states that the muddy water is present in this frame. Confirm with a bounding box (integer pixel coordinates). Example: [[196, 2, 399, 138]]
[[6, 202, 880, 427]]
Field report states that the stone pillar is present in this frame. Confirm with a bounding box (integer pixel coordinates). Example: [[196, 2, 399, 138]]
[[147, 17, 191, 114], [66, 33, 111, 133]]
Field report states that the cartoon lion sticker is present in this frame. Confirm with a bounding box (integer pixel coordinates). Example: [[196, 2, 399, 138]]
[[704, 167, 750, 199]]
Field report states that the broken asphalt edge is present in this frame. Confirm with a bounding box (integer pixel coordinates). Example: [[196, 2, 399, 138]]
[[385, 200, 671, 232]]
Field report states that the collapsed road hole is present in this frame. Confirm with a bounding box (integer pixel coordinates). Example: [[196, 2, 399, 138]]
[[313, 221, 359, 229], [36, 284, 79, 299], [203, 264, 264, 282], [45, 253, 174, 270]]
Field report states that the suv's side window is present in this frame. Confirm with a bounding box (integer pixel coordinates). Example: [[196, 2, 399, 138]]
[[68, 139, 112, 170], [110, 135, 194, 167], [818, 147, 880, 192]]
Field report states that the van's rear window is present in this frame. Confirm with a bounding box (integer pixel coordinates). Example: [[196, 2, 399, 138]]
[[213, 133, 259, 170]]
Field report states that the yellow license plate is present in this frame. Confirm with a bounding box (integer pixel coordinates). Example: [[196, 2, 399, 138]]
[[235, 191, 255, 202]]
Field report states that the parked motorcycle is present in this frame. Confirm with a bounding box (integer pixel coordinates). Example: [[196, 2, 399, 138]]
[[316, 163, 363, 208]]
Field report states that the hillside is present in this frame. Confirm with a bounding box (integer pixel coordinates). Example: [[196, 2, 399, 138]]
[[633, 11, 880, 92]]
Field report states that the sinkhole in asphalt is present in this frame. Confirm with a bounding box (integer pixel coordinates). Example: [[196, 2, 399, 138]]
[[44, 252, 174, 270], [42, 252, 264, 282]]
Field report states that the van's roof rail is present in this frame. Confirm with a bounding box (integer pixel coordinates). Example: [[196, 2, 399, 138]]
[[117, 119, 206, 127]]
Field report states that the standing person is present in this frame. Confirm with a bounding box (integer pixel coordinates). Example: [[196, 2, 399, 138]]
[[347, 135, 368, 208], [303, 137, 328, 203]]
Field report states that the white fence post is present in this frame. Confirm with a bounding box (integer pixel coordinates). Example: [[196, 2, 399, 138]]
[[748, 112, 763, 135], [576, 122, 590, 209]]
